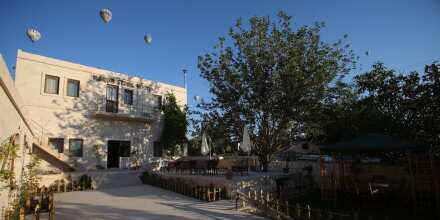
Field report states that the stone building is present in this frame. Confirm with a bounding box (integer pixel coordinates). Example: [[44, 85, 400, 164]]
[[14, 50, 187, 171]]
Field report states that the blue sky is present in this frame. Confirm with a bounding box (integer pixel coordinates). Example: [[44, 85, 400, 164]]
[[0, 0, 439, 110]]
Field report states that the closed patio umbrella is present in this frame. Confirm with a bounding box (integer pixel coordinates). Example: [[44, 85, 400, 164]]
[[240, 126, 251, 153], [240, 126, 252, 173], [201, 132, 210, 156]]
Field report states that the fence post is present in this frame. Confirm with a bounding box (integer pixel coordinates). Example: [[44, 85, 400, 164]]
[[317, 208, 322, 220], [254, 190, 257, 200], [236, 193, 239, 210], [307, 204, 311, 219], [19, 207, 25, 220], [285, 201, 290, 216], [353, 212, 359, 220], [296, 203, 301, 218], [276, 199, 279, 214], [34, 203, 40, 220]]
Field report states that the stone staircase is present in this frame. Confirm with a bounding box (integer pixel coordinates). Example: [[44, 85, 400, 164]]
[[30, 120, 75, 172]]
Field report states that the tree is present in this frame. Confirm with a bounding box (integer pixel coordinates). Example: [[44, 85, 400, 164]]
[[159, 93, 187, 156], [316, 62, 440, 154], [198, 11, 355, 170]]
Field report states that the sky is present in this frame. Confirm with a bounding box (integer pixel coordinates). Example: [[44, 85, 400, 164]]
[[0, 0, 439, 110]]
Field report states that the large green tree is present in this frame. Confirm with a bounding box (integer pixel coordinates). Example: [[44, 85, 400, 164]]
[[198, 12, 355, 170], [159, 93, 188, 156], [316, 62, 440, 153]]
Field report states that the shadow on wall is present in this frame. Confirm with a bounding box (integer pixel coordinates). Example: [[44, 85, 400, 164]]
[[51, 77, 163, 171]]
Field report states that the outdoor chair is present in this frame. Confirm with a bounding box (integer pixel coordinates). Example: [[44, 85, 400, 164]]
[[207, 159, 219, 175], [166, 161, 177, 173], [232, 159, 248, 176], [195, 160, 208, 175], [217, 159, 232, 174], [177, 160, 192, 174]]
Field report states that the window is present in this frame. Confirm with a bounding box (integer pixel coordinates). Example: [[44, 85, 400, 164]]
[[49, 138, 64, 153], [106, 85, 119, 113], [153, 141, 162, 157], [154, 95, 162, 109], [67, 79, 80, 97], [69, 139, 83, 157], [44, 75, 60, 94], [124, 89, 133, 105]]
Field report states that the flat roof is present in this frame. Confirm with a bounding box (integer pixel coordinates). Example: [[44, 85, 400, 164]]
[[16, 49, 186, 93]]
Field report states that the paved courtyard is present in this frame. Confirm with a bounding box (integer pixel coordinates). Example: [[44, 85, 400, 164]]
[[54, 184, 264, 220]]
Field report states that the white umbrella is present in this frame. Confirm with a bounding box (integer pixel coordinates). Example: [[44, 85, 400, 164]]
[[240, 126, 252, 173], [240, 126, 251, 153], [201, 132, 210, 156]]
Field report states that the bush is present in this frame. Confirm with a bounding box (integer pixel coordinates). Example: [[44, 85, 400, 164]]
[[79, 174, 92, 190]]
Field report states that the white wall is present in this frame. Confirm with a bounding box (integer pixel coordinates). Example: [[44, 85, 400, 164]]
[[0, 54, 33, 213], [15, 50, 187, 171]]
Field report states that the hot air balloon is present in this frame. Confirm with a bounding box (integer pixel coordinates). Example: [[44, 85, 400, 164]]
[[144, 35, 152, 44], [26, 28, 41, 43], [100, 8, 112, 23]]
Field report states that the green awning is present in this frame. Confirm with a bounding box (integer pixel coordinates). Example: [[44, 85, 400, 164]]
[[320, 134, 427, 153]]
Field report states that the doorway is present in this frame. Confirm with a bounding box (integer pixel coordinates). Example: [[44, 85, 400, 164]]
[[107, 140, 131, 169]]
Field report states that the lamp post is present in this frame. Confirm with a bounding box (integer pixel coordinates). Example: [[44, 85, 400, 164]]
[[182, 69, 187, 89]]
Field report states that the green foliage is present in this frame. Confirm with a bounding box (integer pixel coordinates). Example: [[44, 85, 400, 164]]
[[0, 134, 20, 190], [197, 11, 355, 170], [19, 154, 41, 197], [79, 174, 92, 189], [316, 62, 440, 153], [159, 93, 188, 156]]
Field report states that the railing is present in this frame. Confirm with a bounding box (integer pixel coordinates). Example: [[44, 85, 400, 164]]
[[29, 119, 70, 163], [236, 190, 355, 220], [93, 97, 159, 121]]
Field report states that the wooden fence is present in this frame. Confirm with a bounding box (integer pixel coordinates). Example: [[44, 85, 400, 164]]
[[141, 172, 229, 202], [2, 176, 94, 220], [236, 189, 404, 220], [3, 191, 55, 220]]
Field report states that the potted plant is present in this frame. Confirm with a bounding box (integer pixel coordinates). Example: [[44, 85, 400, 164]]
[[93, 144, 105, 170]]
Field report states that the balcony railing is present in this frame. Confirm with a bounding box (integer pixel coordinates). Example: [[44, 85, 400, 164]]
[[91, 97, 160, 122]]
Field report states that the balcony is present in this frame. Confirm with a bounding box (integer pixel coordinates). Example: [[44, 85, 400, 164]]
[[91, 97, 160, 123]]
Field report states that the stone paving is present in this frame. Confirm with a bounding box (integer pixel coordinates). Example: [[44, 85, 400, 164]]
[[54, 183, 265, 220]]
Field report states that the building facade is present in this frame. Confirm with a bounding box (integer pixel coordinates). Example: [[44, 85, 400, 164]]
[[14, 50, 187, 171]]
